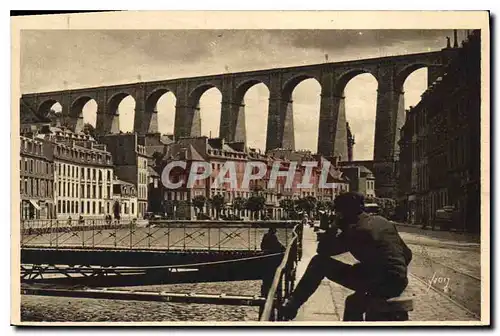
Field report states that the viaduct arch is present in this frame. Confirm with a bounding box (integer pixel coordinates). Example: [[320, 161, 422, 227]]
[[20, 47, 459, 197]]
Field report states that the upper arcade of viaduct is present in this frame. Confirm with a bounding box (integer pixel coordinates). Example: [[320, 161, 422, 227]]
[[20, 47, 458, 166]]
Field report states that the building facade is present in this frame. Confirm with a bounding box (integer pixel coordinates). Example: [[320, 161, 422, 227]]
[[339, 165, 376, 199], [397, 30, 481, 232], [112, 177, 138, 219], [36, 127, 114, 220], [20, 135, 55, 220], [99, 133, 150, 218]]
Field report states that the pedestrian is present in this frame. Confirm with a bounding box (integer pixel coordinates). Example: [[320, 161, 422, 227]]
[[259, 227, 285, 319], [281, 192, 413, 321], [260, 227, 285, 253], [301, 213, 310, 228]]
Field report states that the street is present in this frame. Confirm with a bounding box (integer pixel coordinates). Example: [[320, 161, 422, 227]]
[[295, 224, 481, 322]]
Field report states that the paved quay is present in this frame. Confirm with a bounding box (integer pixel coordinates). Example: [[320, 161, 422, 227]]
[[293, 225, 479, 322]]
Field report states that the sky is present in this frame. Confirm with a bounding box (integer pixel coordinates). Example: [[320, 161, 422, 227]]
[[21, 29, 468, 160]]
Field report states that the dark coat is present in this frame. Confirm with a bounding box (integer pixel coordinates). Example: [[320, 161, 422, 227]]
[[261, 232, 285, 253], [318, 213, 412, 279]]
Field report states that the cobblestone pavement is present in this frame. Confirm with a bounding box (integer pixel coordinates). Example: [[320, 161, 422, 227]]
[[21, 280, 261, 322], [330, 254, 479, 321]]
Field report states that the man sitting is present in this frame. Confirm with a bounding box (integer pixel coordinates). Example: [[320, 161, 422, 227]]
[[282, 192, 412, 321]]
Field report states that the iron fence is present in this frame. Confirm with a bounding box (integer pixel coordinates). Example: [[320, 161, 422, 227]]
[[21, 219, 297, 252]]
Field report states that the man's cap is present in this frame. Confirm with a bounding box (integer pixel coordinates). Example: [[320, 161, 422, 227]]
[[333, 192, 365, 212]]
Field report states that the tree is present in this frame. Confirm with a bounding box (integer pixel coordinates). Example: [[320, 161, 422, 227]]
[[295, 196, 317, 217], [83, 123, 97, 138], [246, 195, 266, 220], [233, 197, 247, 217], [192, 195, 207, 215], [210, 194, 225, 219], [279, 199, 295, 219]]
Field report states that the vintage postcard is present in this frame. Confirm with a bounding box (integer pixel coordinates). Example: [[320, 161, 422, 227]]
[[11, 11, 490, 326]]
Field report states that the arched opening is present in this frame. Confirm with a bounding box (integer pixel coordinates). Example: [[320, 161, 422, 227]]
[[148, 90, 176, 135], [289, 78, 322, 152], [38, 100, 61, 118], [343, 73, 378, 161], [81, 99, 98, 127], [71, 96, 97, 135], [108, 93, 136, 133], [235, 81, 269, 151], [402, 67, 428, 109], [191, 86, 222, 138]]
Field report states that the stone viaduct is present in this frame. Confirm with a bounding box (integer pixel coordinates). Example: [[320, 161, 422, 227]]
[[20, 47, 459, 197]]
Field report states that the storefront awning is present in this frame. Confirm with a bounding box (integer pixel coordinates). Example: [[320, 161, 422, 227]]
[[29, 200, 41, 210]]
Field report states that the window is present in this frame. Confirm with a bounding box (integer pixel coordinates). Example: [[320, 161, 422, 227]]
[[81, 201, 84, 213], [92, 202, 96, 214], [131, 202, 135, 215], [106, 202, 110, 214], [81, 167, 85, 178], [99, 201, 102, 214], [58, 200, 61, 213], [62, 200, 66, 214], [30, 160, 33, 173], [87, 201, 90, 213], [92, 185, 96, 198]]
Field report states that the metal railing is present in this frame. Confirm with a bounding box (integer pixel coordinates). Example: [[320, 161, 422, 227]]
[[260, 222, 303, 321], [20, 219, 297, 252]]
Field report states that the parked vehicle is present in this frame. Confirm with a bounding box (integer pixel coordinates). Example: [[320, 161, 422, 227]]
[[435, 206, 457, 231], [144, 212, 163, 220]]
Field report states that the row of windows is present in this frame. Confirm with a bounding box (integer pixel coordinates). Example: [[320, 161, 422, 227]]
[[21, 138, 43, 155], [366, 180, 375, 190], [138, 171, 148, 185], [207, 149, 245, 159], [56, 182, 112, 199], [20, 178, 53, 198], [20, 157, 52, 175], [57, 200, 135, 216], [57, 163, 112, 181], [55, 145, 112, 165], [137, 185, 147, 200]]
